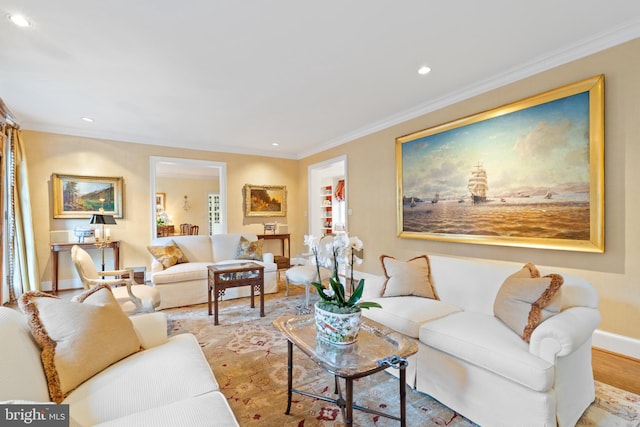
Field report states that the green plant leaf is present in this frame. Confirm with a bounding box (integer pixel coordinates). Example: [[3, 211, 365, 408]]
[[310, 282, 332, 301], [356, 301, 383, 310], [346, 279, 365, 306], [329, 278, 346, 305]]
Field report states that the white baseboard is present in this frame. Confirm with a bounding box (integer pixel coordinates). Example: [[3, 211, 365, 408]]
[[593, 329, 640, 360]]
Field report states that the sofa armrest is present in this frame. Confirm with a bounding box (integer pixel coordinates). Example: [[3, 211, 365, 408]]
[[151, 260, 164, 274], [129, 312, 168, 349], [262, 252, 274, 263], [529, 306, 601, 363]]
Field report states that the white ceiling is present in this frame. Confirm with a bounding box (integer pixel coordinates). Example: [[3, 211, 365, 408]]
[[1, 2, 639, 160]]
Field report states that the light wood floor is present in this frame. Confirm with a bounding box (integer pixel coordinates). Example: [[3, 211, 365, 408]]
[[592, 347, 640, 395]]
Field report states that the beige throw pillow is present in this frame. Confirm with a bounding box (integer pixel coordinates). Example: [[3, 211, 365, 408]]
[[147, 240, 188, 268], [380, 255, 437, 299], [235, 236, 264, 261], [493, 262, 563, 342], [19, 285, 141, 403]]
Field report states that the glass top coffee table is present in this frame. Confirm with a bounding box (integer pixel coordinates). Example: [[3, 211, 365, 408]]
[[274, 314, 418, 426]]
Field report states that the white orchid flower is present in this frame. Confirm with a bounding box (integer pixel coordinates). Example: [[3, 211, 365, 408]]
[[304, 234, 317, 250], [349, 236, 363, 250]]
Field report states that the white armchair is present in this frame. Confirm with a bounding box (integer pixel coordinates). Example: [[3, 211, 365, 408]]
[[71, 245, 161, 315]]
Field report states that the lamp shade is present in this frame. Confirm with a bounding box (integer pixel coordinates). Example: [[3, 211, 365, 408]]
[[89, 214, 117, 225]]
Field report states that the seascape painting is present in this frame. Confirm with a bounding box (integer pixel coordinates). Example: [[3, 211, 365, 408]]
[[397, 75, 604, 252]]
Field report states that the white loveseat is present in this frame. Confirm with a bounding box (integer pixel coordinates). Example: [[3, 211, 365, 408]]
[[358, 255, 601, 427], [150, 234, 278, 310], [0, 306, 238, 426]]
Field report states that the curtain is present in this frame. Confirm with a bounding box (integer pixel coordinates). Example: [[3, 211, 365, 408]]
[[3, 127, 40, 303], [334, 179, 345, 202]]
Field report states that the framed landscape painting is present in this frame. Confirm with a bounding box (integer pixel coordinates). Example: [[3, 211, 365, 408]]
[[396, 75, 604, 252], [244, 184, 287, 217], [52, 174, 124, 219]]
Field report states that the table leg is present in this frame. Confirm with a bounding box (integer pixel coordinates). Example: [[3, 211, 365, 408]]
[[259, 281, 265, 317], [208, 280, 213, 316], [51, 249, 59, 294], [113, 244, 119, 270], [285, 340, 293, 415], [250, 279, 255, 308], [399, 359, 408, 427], [345, 378, 354, 426], [214, 282, 220, 326]]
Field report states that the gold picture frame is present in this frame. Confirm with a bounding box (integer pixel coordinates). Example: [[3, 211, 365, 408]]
[[52, 174, 124, 219], [244, 184, 287, 217], [396, 75, 604, 252]]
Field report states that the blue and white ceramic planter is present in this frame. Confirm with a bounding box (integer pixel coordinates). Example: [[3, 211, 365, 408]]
[[314, 302, 362, 345]]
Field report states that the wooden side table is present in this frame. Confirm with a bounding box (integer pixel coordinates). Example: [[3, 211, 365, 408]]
[[50, 241, 120, 293], [208, 262, 265, 325], [257, 233, 290, 269]]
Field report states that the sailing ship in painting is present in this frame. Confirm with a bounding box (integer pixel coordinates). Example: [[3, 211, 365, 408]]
[[467, 162, 488, 204]]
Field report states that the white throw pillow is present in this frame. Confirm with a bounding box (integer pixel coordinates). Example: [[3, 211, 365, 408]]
[[380, 255, 437, 299], [493, 262, 563, 342], [19, 285, 141, 403]]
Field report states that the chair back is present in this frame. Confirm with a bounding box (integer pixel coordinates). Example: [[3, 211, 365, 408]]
[[180, 223, 191, 235], [189, 225, 199, 235], [71, 245, 99, 288]]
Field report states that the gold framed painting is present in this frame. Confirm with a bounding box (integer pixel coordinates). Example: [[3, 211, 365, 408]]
[[52, 174, 124, 219], [244, 184, 287, 217], [396, 75, 604, 252]]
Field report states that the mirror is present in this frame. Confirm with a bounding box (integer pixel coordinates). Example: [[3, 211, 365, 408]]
[[150, 157, 227, 238]]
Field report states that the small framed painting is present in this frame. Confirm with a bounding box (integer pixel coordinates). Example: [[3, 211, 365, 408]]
[[52, 174, 124, 219], [244, 184, 287, 217]]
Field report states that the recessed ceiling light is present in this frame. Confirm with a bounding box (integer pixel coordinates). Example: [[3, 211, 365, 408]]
[[8, 14, 31, 27], [418, 65, 432, 75], [81, 117, 94, 123], [272, 143, 279, 146]]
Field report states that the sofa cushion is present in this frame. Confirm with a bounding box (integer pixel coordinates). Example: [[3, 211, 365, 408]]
[[92, 392, 239, 427], [64, 334, 220, 426], [419, 311, 555, 392], [151, 262, 211, 285], [0, 307, 51, 402], [147, 240, 189, 268], [235, 236, 264, 260], [493, 263, 563, 342], [212, 233, 258, 262], [380, 255, 437, 299], [19, 286, 141, 403], [362, 296, 461, 338]]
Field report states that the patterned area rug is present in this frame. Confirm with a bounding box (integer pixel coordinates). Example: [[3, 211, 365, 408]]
[[165, 285, 640, 426]]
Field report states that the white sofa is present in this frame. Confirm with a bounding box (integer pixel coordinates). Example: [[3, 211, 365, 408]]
[[0, 306, 239, 426], [150, 234, 278, 310], [358, 255, 601, 427]]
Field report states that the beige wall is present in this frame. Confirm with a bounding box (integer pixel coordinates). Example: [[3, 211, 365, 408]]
[[21, 38, 640, 340], [24, 132, 299, 290], [156, 176, 218, 231], [295, 38, 640, 339]]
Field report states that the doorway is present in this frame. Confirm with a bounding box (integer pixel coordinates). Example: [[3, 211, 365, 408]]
[[308, 156, 347, 237], [150, 157, 227, 238]]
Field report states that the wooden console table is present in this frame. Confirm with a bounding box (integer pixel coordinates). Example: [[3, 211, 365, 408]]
[[50, 241, 120, 293], [257, 233, 290, 269]]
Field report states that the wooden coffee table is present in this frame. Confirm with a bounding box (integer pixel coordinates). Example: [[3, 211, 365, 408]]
[[207, 262, 265, 325]]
